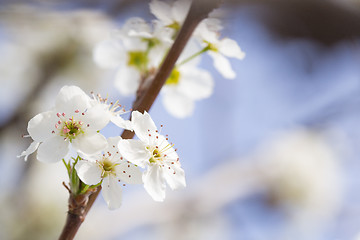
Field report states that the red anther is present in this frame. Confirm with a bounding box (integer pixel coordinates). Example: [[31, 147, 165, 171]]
[[166, 138, 168, 140], [171, 162, 174, 164], [120, 157, 123, 160], [87, 124, 90, 127], [75, 110, 79, 113], [55, 124, 59, 128], [62, 113, 65, 117], [82, 113, 85, 115], [128, 175, 131, 178], [175, 148, 178, 151], [149, 134, 151, 136], [57, 113, 61, 117], [52, 131, 55, 134], [161, 125, 163, 127], [156, 136, 159, 139], [58, 121, 61, 124], [112, 145, 115, 148], [123, 171, 126, 173], [128, 165, 130, 167]]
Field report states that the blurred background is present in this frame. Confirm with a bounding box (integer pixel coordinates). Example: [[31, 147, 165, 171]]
[[1, 0, 360, 239]]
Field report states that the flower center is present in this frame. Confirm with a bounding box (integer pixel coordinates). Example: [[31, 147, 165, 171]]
[[56, 115, 84, 141], [166, 68, 180, 85], [204, 41, 218, 52], [128, 51, 148, 71], [100, 158, 117, 177], [148, 147, 164, 164]]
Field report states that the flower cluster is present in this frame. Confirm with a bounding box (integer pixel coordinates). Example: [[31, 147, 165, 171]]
[[94, 0, 245, 118], [19, 85, 185, 209]]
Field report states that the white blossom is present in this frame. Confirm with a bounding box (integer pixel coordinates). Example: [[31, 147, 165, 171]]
[[76, 137, 142, 210], [18, 85, 109, 163], [195, 18, 245, 79], [118, 111, 186, 201]]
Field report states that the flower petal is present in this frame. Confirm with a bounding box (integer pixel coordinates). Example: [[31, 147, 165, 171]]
[[72, 132, 107, 155], [162, 89, 195, 118], [143, 165, 166, 202], [149, 0, 173, 25], [27, 111, 56, 142], [208, 51, 236, 79], [82, 103, 111, 131], [163, 163, 186, 190], [131, 111, 157, 143], [110, 115, 133, 131], [55, 85, 92, 114], [75, 160, 102, 185], [37, 136, 69, 163], [17, 141, 40, 161], [115, 162, 143, 184], [102, 175, 123, 210], [114, 67, 140, 96], [172, 0, 191, 24], [178, 66, 214, 100], [93, 39, 125, 69], [218, 38, 245, 60], [118, 139, 150, 168]]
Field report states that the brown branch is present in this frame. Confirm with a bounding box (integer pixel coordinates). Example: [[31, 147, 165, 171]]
[[58, 0, 221, 239]]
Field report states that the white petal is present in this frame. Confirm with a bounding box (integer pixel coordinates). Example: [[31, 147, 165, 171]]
[[115, 163, 143, 184], [178, 66, 214, 100], [143, 165, 166, 202], [208, 51, 236, 79], [118, 139, 150, 168], [162, 89, 195, 118], [149, 0, 173, 25], [102, 175, 123, 210], [106, 136, 122, 158], [93, 39, 125, 69], [114, 67, 140, 96], [72, 133, 107, 155], [82, 103, 111, 131], [163, 163, 186, 190], [17, 141, 40, 161], [110, 115, 133, 131], [55, 85, 92, 114], [27, 111, 56, 142], [218, 38, 245, 60], [131, 111, 157, 143], [37, 136, 69, 163], [123, 17, 152, 38], [172, 0, 191, 24], [75, 160, 102, 185]]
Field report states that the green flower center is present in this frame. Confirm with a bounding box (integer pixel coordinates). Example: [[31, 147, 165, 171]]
[[148, 147, 163, 163], [128, 51, 148, 71], [167, 22, 180, 31], [166, 69, 180, 85], [59, 119, 84, 141], [100, 158, 117, 177]]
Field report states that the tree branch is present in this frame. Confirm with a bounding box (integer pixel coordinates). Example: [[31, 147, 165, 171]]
[[58, 0, 221, 239]]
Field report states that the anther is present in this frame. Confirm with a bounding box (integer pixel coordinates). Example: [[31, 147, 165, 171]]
[[75, 110, 79, 113], [57, 113, 61, 117]]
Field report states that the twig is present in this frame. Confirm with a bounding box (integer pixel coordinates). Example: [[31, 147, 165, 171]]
[[58, 1, 222, 239]]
